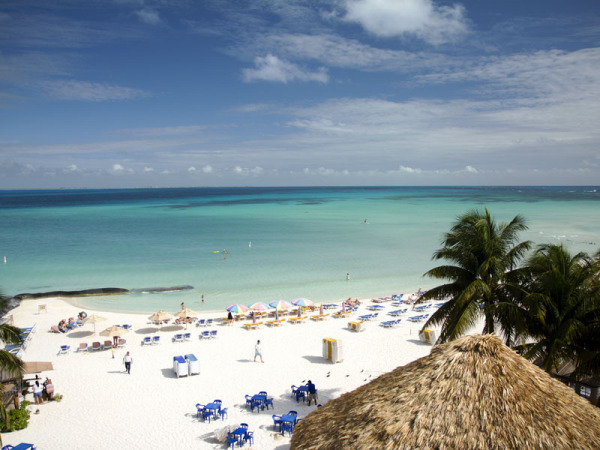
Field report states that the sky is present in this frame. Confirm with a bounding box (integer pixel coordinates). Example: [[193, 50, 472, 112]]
[[1, 0, 599, 188]]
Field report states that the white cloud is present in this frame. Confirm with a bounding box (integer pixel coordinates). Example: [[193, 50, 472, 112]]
[[41, 80, 149, 101], [63, 164, 80, 173], [187, 166, 196, 173], [342, 0, 468, 44], [202, 165, 213, 173], [464, 165, 477, 173], [242, 54, 328, 83], [143, 167, 154, 173], [233, 166, 264, 176], [135, 9, 162, 26]]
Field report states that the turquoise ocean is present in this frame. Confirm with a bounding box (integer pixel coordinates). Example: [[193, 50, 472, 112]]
[[1, 187, 598, 314]]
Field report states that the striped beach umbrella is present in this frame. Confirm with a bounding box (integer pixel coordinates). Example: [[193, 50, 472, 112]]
[[226, 304, 249, 314], [249, 302, 270, 312], [292, 298, 314, 307], [269, 300, 293, 310]]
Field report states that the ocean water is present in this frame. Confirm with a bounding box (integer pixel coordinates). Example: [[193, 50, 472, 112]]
[[1, 186, 598, 313]]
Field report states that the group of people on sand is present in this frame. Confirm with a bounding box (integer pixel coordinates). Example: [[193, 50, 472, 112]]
[[344, 298, 361, 307], [57, 316, 81, 333]]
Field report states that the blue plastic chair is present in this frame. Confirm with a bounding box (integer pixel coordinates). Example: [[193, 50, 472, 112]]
[[245, 395, 253, 408], [282, 421, 293, 436], [258, 391, 267, 396], [244, 431, 254, 446], [250, 400, 261, 413], [227, 434, 238, 449], [288, 410, 298, 417], [195, 403, 205, 418], [290, 385, 298, 398], [202, 409, 213, 423], [240, 423, 248, 429], [272, 414, 282, 430], [218, 408, 228, 420], [213, 399, 222, 405], [265, 398, 274, 409]]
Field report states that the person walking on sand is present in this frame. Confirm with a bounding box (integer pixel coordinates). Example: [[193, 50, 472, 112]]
[[123, 351, 132, 374], [254, 340, 263, 363]]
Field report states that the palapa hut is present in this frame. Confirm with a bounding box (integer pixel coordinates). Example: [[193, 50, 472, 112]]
[[290, 334, 600, 449]]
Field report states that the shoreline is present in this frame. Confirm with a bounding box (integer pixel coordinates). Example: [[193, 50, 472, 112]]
[[5, 293, 442, 449]]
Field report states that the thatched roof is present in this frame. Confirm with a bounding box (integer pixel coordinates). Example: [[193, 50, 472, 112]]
[[290, 334, 600, 450]]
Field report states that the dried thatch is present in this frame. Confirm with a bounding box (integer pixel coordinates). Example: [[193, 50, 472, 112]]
[[290, 334, 600, 450]]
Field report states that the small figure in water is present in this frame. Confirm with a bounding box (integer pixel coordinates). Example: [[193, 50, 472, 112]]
[[364, 218, 367, 223], [202, 294, 205, 304], [346, 273, 350, 281], [249, 241, 252, 248]]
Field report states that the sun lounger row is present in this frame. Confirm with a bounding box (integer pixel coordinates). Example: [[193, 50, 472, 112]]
[[358, 313, 378, 321], [266, 319, 286, 327], [142, 336, 162, 345], [380, 319, 402, 328], [244, 322, 263, 330], [196, 319, 214, 327], [73, 339, 126, 352], [310, 314, 330, 321], [332, 311, 351, 318], [413, 304, 433, 312], [287, 317, 308, 324], [387, 309, 407, 317], [408, 314, 429, 322]]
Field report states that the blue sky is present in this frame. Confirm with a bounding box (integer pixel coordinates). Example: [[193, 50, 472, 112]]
[[1, 0, 599, 188]]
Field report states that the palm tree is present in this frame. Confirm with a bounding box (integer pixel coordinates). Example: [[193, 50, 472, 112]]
[[518, 244, 600, 375], [421, 208, 532, 343], [0, 292, 25, 446]]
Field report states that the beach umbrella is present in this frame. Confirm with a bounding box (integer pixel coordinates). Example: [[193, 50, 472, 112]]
[[226, 304, 249, 314], [173, 308, 199, 318], [342, 301, 346, 313], [275, 309, 279, 320], [82, 314, 107, 334], [320, 304, 324, 315], [148, 310, 173, 322], [99, 325, 129, 337], [269, 300, 293, 310], [297, 306, 301, 318], [292, 298, 314, 307], [249, 302, 270, 312], [290, 334, 600, 449], [252, 311, 256, 323]]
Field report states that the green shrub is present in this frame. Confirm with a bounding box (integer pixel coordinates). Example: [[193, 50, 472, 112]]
[[0, 402, 31, 432]]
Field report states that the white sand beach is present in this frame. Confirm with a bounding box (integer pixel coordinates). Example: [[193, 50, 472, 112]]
[[5, 296, 440, 449]]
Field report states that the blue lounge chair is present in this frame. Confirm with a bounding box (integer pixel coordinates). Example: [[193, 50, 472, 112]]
[[183, 333, 191, 341], [142, 337, 152, 345], [196, 319, 206, 327], [206, 319, 213, 326], [152, 336, 161, 344], [210, 330, 218, 339], [173, 334, 183, 343], [201, 331, 210, 339], [58, 345, 70, 355]]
